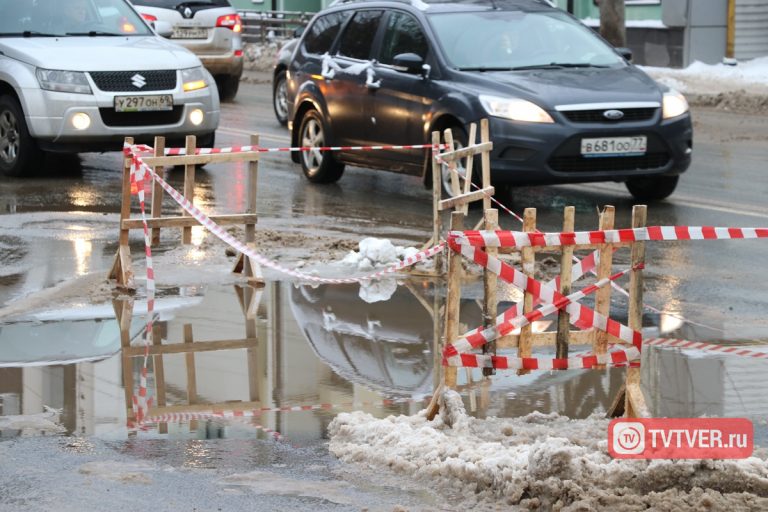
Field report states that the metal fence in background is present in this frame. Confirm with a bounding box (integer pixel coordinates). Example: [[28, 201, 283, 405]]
[[238, 10, 312, 43]]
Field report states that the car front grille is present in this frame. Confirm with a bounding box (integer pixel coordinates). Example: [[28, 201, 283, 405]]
[[89, 70, 178, 92], [99, 107, 184, 127], [549, 152, 671, 173], [561, 108, 658, 123]]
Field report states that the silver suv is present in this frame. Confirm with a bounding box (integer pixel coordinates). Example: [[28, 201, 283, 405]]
[[131, 0, 244, 101], [0, 0, 220, 177]]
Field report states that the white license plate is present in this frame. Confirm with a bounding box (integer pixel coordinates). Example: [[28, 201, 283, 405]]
[[581, 136, 647, 157], [114, 95, 173, 112], [172, 27, 208, 39]]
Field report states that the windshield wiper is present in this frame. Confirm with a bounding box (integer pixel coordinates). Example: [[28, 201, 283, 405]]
[[65, 31, 123, 36], [511, 63, 612, 70], [9, 31, 60, 37], [456, 66, 515, 72]]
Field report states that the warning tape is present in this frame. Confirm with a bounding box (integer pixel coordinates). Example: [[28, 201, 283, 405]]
[[451, 226, 768, 248], [645, 337, 768, 359], [161, 143, 447, 156]]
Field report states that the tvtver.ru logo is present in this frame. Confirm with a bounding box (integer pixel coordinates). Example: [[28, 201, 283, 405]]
[[612, 421, 645, 455]]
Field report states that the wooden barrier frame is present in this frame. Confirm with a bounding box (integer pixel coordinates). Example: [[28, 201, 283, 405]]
[[418, 119, 494, 275], [437, 205, 651, 419], [109, 134, 263, 289], [116, 284, 265, 433]]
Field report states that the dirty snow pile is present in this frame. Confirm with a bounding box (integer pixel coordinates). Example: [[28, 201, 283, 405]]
[[340, 238, 420, 272], [0, 407, 65, 435], [329, 390, 768, 511]]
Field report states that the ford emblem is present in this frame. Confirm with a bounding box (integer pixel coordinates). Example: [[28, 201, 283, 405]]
[[603, 109, 625, 120]]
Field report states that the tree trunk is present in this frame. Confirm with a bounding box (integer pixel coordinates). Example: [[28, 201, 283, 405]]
[[599, 0, 626, 48]]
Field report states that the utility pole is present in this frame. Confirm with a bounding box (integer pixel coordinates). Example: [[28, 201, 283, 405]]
[[599, 0, 626, 48]]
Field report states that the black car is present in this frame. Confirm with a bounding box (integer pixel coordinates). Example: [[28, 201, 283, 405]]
[[274, 0, 693, 201]]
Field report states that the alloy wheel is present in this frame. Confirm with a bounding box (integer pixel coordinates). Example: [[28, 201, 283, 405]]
[[301, 117, 324, 176], [0, 109, 20, 166]]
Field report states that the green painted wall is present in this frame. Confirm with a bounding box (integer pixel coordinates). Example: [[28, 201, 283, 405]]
[[553, 0, 662, 20]]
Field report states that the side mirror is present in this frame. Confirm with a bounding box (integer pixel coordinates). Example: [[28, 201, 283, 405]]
[[153, 20, 173, 38], [616, 47, 633, 62], [392, 53, 425, 74], [293, 26, 304, 39]]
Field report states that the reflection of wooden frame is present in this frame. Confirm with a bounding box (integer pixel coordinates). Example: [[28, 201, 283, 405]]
[[116, 284, 266, 433], [417, 119, 494, 276], [440, 205, 650, 418], [109, 134, 263, 289]]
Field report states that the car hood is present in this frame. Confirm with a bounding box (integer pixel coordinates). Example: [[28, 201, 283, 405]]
[[467, 65, 662, 108], [0, 36, 200, 71]]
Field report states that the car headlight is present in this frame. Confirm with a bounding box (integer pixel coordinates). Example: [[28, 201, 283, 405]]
[[35, 69, 92, 94], [479, 95, 554, 123], [662, 91, 689, 119], [182, 67, 208, 92]]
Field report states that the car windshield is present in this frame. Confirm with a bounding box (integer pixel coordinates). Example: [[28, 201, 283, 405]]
[[0, 0, 152, 37], [427, 10, 625, 70]]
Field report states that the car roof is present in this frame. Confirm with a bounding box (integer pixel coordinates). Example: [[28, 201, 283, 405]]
[[327, 0, 557, 14]]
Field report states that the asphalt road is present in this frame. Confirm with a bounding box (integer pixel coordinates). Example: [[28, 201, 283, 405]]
[[1, 76, 767, 341]]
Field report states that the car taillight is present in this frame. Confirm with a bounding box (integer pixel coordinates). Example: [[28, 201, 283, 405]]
[[216, 14, 242, 33], [141, 13, 157, 23]]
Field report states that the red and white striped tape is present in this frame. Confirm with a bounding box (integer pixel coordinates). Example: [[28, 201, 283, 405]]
[[448, 238, 644, 350], [161, 143, 447, 156], [451, 226, 768, 248], [444, 264, 641, 360], [644, 337, 768, 359], [446, 346, 641, 370], [124, 144, 445, 285]]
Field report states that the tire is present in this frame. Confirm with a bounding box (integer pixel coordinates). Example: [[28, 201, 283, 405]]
[[0, 95, 39, 177], [625, 175, 679, 201], [273, 70, 289, 126], [216, 75, 240, 102], [298, 110, 344, 183]]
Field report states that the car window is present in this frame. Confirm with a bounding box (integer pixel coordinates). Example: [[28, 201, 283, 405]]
[[428, 10, 624, 70], [378, 11, 428, 65], [130, 0, 231, 7], [302, 11, 350, 55], [337, 10, 383, 61]]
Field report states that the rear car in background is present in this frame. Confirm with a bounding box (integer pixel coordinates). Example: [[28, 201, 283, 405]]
[[131, 0, 244, 101], [0, 0, 219, 177]]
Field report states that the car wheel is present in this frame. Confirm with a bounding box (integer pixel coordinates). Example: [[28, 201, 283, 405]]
[[298, 110, 344, 183], [273, 70, 289, 126], [625, 175, 679, 201], [216, 75, 240, 102], [0, 95, 39, 178]]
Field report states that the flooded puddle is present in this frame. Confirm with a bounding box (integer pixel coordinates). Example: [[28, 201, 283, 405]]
[[2, 279, 767, 447]]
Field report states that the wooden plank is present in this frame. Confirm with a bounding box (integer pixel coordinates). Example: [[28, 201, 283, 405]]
[[244, 133, 260, 280], [480, 119, 492, 211], [444, 129, 461, 201], [436, 141, 494, 162], [150, 136, 165, 246], [122, 214, 258, 230], [626, 204, 650, 418], [119, 137, 133, 247], [518, 208, 536, 376], [122, 338, 259, 357], [444, 212, 464, 388], [141, 152, 261, 167], [438, 186, 495, 211], [483, 208, 498, 377], [182, 136, 196, 244], [594, 206, 615, 369], [499, 329, 596, 348], [152, 324, 168, 434], [184, 324, 197, 405], [431, 131, 442, 273], [146, 401, 264, 416], [461, 123, 477, 216], [555, 206, 575, 361]]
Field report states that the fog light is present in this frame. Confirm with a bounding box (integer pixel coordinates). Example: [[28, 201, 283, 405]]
[[72, 112, 91, 130], [189, 109, 204, 126]]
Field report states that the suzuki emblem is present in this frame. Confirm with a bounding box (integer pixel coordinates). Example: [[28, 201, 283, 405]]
[[603, 109, 625, 120], [183, 7, 193, 18], [131, 73, 147, 89]]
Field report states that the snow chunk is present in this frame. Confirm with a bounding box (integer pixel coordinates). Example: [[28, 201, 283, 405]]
[[329, 390, 768, 510], [359, 278, 397, 304]]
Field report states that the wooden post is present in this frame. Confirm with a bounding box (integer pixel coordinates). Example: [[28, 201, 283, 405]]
[[555, 206, 575, 360], [184, 324, 197, 404], [483, 208, 498, 376], [150, 136, 165, 246], [431, 130, 443, 273], [109, 137, 135, 288], [244, 133, 260, 280], [518, 208, 536, 375], [626, 205, 649, 418], [115, 299, 134, 421], [152, 324, 167, 434], [594, 206, 615, 368], [443, 212, 464, 389], [461, 123, 476, 215], [182, 135, 196, 245], [480, 119, 491, 212], [443, 129, 461, 202]]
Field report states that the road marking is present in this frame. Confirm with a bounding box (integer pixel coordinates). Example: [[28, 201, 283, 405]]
[[218, 126, 290, 143]]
